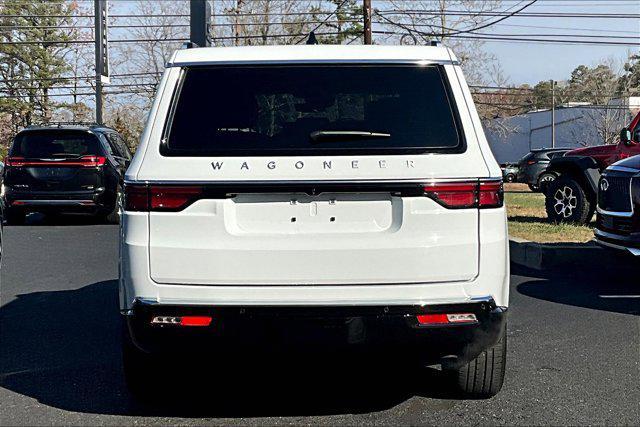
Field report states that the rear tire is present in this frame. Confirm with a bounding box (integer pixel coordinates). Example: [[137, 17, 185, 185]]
[[5, 208, 25, 225], [448, 327, 507, 399], [545, 176, 593, 224], [505, 174, 516, 183]]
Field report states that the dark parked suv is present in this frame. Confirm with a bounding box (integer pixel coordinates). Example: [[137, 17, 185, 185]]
[[517, 148, 570, 192], [2, 123, 131, 224]]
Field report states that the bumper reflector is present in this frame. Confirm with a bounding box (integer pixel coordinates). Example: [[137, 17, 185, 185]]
[[151, 316, 212, 327], [417, 313, 477, 325]]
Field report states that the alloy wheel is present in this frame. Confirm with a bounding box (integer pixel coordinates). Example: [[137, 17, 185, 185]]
[[553, 186, 578, 218]]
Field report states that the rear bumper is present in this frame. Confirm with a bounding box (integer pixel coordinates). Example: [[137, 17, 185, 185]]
[[594, 228, 640, 255], [4, 189, 109, 212], [125, 298, 507, 367]]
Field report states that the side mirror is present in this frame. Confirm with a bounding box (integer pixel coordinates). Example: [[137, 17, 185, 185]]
[[620, 128, 633, 145]]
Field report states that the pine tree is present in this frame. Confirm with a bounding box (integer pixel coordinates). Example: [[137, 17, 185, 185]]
[[0, 0, 76, 148]]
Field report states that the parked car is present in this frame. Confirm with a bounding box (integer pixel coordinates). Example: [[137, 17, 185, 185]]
[[501, 163, 519, 183], [594, 155, 640, 255], [120, 45, 509, 399], [2, 123, 131, 224], [516, 148, 569, 192], [544, 111, 640, 224]]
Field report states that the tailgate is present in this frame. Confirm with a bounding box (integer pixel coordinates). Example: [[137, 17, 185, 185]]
[[148, 186, 479, 286]]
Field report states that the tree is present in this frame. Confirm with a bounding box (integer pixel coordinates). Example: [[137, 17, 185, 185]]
[[0, 0, 77, 150], [617, 54, 640, 96]]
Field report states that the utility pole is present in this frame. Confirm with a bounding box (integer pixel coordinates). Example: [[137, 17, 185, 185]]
[[363, 0, 372, 45], [94, 0, 108, 124], [550, 79, 556, 148], [190, 0, 212, 47], [234, 0, 244, 46]]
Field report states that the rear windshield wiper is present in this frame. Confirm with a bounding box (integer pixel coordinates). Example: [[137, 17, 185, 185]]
[[310, 130, 391, 143]]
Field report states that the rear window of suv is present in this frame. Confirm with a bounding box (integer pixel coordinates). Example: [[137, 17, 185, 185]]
[[162, 65, 464, 156], [11, 130, 101, 158]]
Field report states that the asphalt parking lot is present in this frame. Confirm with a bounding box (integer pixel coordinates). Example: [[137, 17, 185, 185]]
[[1, 219, 639, 425]]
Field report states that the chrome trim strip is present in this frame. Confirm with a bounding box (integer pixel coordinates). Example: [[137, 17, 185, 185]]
[[124, 178, 502, 185], [133, 295, 494, 307], [12, 200, 95, 206], [606, 165, 640, 173], [597, 207, 634, 217]]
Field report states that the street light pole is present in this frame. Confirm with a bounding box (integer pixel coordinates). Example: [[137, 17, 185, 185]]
[[94, 0, 108, 124], [363, 0, 372, 45], [550, 79, 556, 148]]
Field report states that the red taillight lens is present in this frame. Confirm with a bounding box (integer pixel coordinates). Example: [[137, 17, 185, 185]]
[[124, 185, 149, 211], [416, 313, 477, 325], [424, 180, 503, 209], [416, 314, 449, 325], [124, 185, 204, 212], [4, 156, 26, 167], [78, 155, 106, 167], [423, 182, 477, 208], [150, 186, 203, 211], [179, 316, 212, 327], [3, 156, 104, 167], [526, 160, 536, 165], [479, 181, 503, 208]]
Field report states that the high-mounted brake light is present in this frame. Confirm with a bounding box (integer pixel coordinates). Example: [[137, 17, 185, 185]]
[[3, 155, 105, 167], [124, 185, 204, 212], [423, 180, 503, 209]]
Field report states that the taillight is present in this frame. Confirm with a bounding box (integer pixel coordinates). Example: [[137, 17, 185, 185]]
[[479, 181, 503, 208], [124, 185, 203, 212], [150, 186, 203, 211], [2, 155, 105, 167], [78, 155, 106, 167], [423, 180, 503, 209], [526, 160, 536, 165], [4, 156, 26, 167], [423, 182, 478, 208], [417, 313, 478, 325], [124, 185, 149, 211]]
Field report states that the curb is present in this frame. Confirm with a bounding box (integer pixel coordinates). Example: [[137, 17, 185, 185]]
[[509, 238, 607, 270]]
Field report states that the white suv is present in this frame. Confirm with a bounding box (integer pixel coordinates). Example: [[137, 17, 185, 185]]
[[120, 45, 509, 398]]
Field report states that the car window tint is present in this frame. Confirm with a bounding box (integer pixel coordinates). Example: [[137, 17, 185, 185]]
[[163, 65, 464, 156], [11, 130, 101, 158]]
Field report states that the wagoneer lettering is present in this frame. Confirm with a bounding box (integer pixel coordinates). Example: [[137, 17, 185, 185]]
[[120, 45, 509, 399]]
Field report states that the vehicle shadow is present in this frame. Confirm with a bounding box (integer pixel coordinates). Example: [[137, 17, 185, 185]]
[[0, 280, 456, 418], [513, 243, 640, 316], [19, 212, 110, 226]]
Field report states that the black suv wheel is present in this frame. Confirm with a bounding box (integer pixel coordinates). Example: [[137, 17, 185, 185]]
[[545, 176, 594, 224], [447, 327, 507, 399]]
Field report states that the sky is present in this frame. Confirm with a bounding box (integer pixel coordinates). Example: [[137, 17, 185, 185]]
[[105, 0, 640, 88], [475, 0, 640, 85]]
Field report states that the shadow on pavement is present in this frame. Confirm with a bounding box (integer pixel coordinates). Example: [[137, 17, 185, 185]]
[[514, 243, 640, 316], [0, 280, 456, 417], [18, 212, 109, 226]]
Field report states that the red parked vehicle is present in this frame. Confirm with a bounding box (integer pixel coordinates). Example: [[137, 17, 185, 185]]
[[544, 111, 640, 224]]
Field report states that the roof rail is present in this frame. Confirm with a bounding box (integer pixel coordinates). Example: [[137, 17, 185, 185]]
[[26, 121, 101, 128]]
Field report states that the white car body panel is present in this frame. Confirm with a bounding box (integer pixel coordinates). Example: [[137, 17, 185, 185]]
[[120, 45, 509, 311]]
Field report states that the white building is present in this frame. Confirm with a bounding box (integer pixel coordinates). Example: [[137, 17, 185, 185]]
[[485, 97, 640, 164]]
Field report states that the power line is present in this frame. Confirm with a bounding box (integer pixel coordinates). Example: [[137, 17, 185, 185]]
[[373, 30, 640, 46]]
